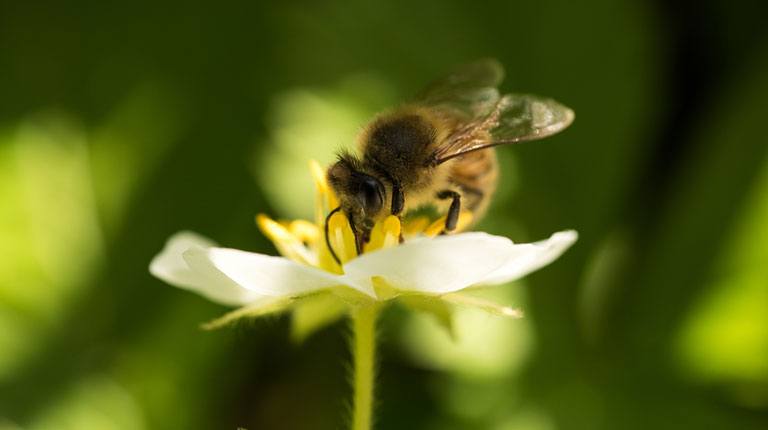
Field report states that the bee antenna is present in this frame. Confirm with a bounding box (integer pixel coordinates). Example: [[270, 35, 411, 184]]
[[325, 207, 343, 266]]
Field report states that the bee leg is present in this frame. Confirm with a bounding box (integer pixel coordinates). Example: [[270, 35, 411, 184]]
[[348, 220, 364, 256], [436, 190, 461, 233], [391, 182, 404, 215]]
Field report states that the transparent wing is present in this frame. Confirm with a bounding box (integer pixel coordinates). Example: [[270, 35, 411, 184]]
[[433, 94, 574, 164], [491, 94, 574, 141], [416, 58, 505, 117]]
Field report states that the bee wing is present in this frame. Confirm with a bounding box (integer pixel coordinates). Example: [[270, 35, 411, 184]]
[[416, 58, 505, 117], [433, 94, 574, 164]]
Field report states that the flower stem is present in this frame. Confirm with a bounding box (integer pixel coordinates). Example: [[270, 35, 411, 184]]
[[351, 305, 378, 430]]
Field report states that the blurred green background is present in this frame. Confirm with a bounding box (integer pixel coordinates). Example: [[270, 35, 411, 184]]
[[1, 1, 767, 429]]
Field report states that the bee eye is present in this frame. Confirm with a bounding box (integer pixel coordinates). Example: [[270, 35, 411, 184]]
[[356, 176, 384, 216]]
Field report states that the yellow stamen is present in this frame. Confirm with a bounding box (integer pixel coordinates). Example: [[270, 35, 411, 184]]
[[310, 160, 328, 227], [289, 219, 320, 244], [256, 214, 315, 265], [423, 211, 474, 237], [308, 160, 345, 272], [402, 216, 430, 237], [364, 222, 385, 253], [310, 159, 339, 226], [364, 215, 402, 253], [381, 216, 401, 249], [328, 211, 357, 264]]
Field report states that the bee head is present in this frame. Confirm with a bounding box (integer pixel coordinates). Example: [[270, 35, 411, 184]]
[[327, 153, 386, 235]]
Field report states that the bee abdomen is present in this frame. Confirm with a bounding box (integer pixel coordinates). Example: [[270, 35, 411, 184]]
[[450, 148, 498, 218]]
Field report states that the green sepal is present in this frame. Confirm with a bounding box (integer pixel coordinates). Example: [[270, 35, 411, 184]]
[[201, 296, 296, 330], [398, 295, 457, 341], [441, 292, 523, 319], [291, 291, 348, 343], [371, 276, 399, 301]]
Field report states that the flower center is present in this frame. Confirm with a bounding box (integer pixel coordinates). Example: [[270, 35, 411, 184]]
[[256, 160, 475, 274]]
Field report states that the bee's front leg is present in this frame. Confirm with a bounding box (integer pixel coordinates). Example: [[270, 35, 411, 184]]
[[436, 190, 461, 233], [389, 178, 405, 243], [390, 182, 406, 243], [391, 182, 404, 215]]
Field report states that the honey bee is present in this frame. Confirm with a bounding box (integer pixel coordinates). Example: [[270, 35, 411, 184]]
[[326, 59, 574, 262]]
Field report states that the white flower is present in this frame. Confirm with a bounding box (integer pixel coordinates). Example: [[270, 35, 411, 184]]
[[150, 161, 577, 334]]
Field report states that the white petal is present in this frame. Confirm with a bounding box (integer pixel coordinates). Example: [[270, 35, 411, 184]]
[[186, 247, 374, 297], [149, 231, 263, 306], [342, 233, 516, 294], [479, 230, 578, 285]]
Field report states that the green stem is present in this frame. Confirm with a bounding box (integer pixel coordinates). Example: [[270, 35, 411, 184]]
[[351, 305, 378, 430]]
